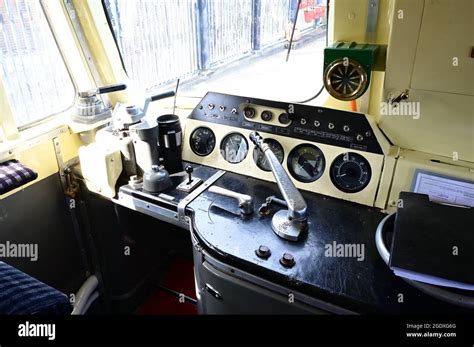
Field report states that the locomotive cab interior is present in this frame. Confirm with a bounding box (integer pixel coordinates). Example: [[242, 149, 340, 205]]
[[0, 0, 473, 343]]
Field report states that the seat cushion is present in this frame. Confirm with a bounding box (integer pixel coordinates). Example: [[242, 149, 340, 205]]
[[0, 261, 72, 314], [0, 160, 38, 195]]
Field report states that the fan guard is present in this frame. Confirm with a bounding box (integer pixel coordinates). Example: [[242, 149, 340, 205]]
[[323, 58, 368, 101]]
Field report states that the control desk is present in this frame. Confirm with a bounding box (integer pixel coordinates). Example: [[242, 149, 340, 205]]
[[115, 92, 469, 314]]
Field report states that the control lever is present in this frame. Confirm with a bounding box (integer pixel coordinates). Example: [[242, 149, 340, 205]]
[[72, 83, 127, 124], [249, 132, 308, 241], [77, 83, 127, 98], [208, 186, 254, 216], [176, 165, 202, 193]]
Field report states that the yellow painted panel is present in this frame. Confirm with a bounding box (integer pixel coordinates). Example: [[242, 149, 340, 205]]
[[332, 0, 392, 44], [384, 0, 424, 92], [387, 149, 474, 212], [59, 131, 83, 163], [331, 0, 369, 43], [411, 0, 474, 95], [71, 0, 130, 104]]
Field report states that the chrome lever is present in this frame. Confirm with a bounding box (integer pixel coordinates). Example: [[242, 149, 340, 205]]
[[208, 185, 254, 216], [249, 132, 308, 241]]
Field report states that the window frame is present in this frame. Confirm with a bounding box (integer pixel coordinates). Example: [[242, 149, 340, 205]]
[[0, 0, 78, 134]]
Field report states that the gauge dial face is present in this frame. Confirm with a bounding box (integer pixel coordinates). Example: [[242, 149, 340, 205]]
[[190, 127, 216, 156], [253, 139, 284, 171], [220, 133, 249, 164], [287, 144, 325, 183], [330, 152, 371, 193]]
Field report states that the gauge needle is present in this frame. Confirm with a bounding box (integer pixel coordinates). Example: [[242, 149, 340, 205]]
[[236, 141, 246, 159], [298, 157, 316, 176]]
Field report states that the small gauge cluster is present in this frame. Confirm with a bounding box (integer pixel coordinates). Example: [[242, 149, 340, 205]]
[[189, 92, 384, 155], [189, 126, 372, 193], [243, 107, 291, 126]]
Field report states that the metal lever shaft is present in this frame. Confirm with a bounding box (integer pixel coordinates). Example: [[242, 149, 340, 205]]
[[249, 132, 308, 241], [249, 132, 307, 221]]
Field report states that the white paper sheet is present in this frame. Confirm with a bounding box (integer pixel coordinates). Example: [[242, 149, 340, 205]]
[[412, 171, 474, 208]]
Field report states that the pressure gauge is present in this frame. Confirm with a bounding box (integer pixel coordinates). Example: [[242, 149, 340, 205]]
[[220, 133, 248, 164], [253, 139, 284, 171], [190, 127, 216, 156], [287, 144, 325, 183], [330, 152, 371, 193]]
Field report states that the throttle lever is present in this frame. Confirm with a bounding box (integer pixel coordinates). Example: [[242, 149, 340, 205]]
[[250, 132, 308, 241]]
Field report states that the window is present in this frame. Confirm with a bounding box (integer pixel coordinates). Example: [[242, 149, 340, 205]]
[[104, 0, 328, 103], [0, 0, 75, 128]]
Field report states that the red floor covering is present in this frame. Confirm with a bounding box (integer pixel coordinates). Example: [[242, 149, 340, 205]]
[[136, 258, 198, 315]]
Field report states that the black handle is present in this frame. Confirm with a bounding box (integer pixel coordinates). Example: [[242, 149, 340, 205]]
[[97, 83, 127, 94], [150, 91, 175, 101]]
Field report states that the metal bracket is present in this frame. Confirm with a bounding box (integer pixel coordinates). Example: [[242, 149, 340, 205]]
[[177, 170, 226, 224], [366, 0, 380, 43], [53, 137, 80, 196], [53, 137, 67, 189]]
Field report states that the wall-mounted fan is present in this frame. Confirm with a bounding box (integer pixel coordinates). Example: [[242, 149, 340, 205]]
[[323, 42, 380, 102], [323, 58, 368, 101]]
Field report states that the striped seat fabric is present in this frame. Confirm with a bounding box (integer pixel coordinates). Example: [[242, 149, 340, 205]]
[[0, 160, 38, 195], [0, 261, 72, 315]]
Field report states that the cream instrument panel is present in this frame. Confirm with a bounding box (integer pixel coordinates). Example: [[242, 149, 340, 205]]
[[182, 92, 393, 208]]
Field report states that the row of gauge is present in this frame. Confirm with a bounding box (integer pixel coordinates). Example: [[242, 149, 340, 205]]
[[190, 127, 372, 193]]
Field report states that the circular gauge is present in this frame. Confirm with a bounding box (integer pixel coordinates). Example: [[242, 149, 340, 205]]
[[253, 139, 284, 171], [287, 144, 325, 183], [220, 133, 249, 164], [190, 127, 216, 156], [330, 152, 372, 193]]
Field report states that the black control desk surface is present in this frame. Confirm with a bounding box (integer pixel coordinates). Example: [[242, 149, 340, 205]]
[[118, 164, 472, 314], [184, 166, 472, 314]]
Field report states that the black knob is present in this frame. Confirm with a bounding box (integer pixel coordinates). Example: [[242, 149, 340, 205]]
[[261, 110, 273, 122], [280, 253, 295, 268], [185, 165, 193, 184], [278, 113, 290, 125], [255, 245, 271, 259], [243, 107, 256, 118]]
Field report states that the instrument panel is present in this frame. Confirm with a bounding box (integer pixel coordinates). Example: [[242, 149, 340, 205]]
[[183, 92, 390, 207]]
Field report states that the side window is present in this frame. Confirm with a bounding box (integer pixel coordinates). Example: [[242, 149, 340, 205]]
[[0, 0, 75, 128]]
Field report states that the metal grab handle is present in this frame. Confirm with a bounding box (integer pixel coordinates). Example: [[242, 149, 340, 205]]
[[208, 185, 254, 215], [97, 83, 127, 94], [150, 90, 175, 101], [141, 91, 176, 118], [249, 132, 307, 222], [78, 83, 127, 98]]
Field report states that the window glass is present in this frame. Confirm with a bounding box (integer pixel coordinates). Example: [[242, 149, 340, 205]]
[[0, 0, 75, 127], [105, 0, 328, 102]]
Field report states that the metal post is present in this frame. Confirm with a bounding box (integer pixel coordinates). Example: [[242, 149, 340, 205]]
[[196, 0, 210, 70], [251, 0, 261, 51]]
